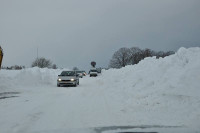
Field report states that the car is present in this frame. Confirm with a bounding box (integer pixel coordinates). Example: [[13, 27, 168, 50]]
[[82, 71, 87, 76], [75, 71, 83, 78], [89, 68, 98, 77], [57, 71, 79, 87]]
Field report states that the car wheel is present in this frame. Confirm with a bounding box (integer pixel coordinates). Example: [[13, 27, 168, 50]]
[[57, 84, 60, 87]]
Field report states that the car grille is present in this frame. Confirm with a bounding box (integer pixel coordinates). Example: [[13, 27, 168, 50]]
[[61, 80, 71, 81]]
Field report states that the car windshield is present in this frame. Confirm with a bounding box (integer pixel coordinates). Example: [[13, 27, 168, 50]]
[[91, 70, 97, 72], [60, 71, 75, 76]]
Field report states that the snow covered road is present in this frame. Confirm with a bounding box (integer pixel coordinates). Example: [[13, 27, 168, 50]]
[[0, 76, 199, 133], [0, 76, 131, 133]]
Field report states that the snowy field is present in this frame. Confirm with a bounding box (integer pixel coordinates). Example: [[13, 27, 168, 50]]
[[0, 47, 200, 133]]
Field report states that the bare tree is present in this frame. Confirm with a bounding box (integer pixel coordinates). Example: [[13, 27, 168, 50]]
[[13, 65, 22, 70], [129, 47, 143, 64], [109, 47, 131, 68], [165, 51, 175, 56], [109, 46, 175, 68], [142, 48, 154, 58], [155, 51, 175, 58], [32, 57, 52, 68]]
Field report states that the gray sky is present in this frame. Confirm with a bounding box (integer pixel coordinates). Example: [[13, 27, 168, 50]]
[[0, 0, 200, 70]]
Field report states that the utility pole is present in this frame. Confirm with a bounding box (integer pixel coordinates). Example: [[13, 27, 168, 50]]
[[37, 47, 39, 67]]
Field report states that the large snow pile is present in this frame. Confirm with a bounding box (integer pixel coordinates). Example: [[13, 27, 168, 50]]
[[92, 47, 200, 128], [100, 47, 200, 97]]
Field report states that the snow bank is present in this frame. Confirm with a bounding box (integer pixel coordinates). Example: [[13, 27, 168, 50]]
[[101, 47, 200, 96], [0, 67, 67, 91], [94, 47, 200, 128]]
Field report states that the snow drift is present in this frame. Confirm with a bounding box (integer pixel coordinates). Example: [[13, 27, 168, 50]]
[[0, 67, 65, 92], [93, 47, 200, 128], [100, 47, 200, 97]]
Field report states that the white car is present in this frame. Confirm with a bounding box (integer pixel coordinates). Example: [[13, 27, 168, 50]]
[[57, 71, 79, 87], [89, 68, 98, 77]]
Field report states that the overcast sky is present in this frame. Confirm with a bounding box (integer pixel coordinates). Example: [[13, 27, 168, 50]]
[[0, 0, 200, 70]]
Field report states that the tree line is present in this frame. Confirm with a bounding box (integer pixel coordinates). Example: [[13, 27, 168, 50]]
[[1, 47, 174, 70], [1, 65, 25, 70], [32, 57, 57, 69], [1, 57, 57, 70], [109, 47, 175, 68]]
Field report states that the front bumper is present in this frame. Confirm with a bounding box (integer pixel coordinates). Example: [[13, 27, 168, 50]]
[[90, 74, 97, 76], [57, 80, 76, 85]]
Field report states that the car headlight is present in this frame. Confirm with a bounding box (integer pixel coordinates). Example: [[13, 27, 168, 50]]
[[71, 79, 75, 81], [58, 78, 61, 81]]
